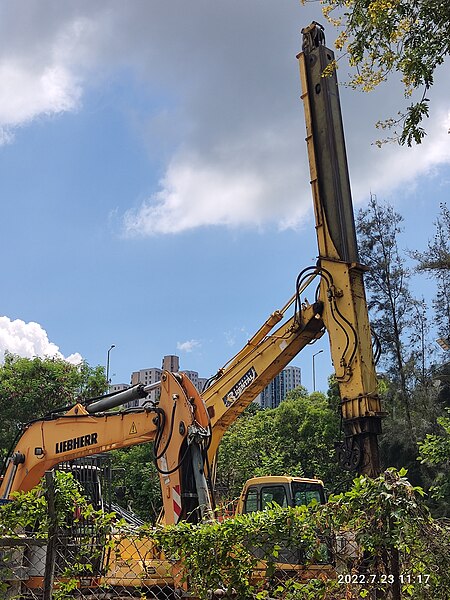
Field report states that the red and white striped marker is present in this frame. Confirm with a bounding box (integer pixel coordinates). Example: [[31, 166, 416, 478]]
[[173, 484, 182, 523]]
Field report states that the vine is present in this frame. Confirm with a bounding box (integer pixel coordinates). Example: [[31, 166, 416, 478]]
[[1, 469, 450, 599], [152, 469, 450, 599]]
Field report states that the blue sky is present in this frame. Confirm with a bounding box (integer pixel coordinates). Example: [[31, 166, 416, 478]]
[[0, 1, 449, 394]]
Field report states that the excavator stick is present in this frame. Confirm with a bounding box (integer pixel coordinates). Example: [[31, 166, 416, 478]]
[[298, 23, 385, 477]]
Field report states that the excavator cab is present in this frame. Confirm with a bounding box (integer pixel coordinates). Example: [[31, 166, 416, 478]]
[[236, 476, 332, 573], [237, 475, 326, 515]]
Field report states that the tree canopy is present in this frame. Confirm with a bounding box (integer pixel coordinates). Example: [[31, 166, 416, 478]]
[[418, 409, 450, 514], [0, 354, 106, 458], [216, 387, 343, 501], [317, 0, 450, 145], [354, 197, 450, 510], [110, 444, 162, 521], [412, 203, 450, 343]]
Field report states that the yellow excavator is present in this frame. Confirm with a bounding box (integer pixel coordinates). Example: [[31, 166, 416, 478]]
[[0, 22, 384, 596]]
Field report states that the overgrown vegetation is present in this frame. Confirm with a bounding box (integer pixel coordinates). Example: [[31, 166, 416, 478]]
[[0, 471, 119, 599], [2, 469, 450, 599], [356, 199, 450, 510], [153, 468, 450, 599]]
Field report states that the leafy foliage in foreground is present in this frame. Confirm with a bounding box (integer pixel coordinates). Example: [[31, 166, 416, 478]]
[[418, 409, 450, 510], [0, 471, 119, 600], [2, 469, 450, 598], [154, 469, 450, 599]]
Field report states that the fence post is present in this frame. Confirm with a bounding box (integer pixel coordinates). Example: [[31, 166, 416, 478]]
[[43, 470, 58, 600], [391, 548, 401, 600]]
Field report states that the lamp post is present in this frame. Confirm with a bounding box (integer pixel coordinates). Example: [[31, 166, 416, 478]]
[[312, 349, 324, 391], [106, 344, 115, 390]]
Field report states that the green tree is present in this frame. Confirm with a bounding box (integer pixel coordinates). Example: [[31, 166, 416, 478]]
[[412, 203, 450, 408], [418, 409, 450, 515], [110, 444, 162, 522], [215, 388, 341, 501], [412, 203, 450, 343], [0, 354, 106, 458], [355, 196, 444, 491], [270, 388, 341, 483], [318, 0, 450, 145], [215, 405, 280, 501], [357, 195, 418, 432]]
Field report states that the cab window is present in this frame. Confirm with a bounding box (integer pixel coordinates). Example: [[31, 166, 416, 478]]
[[293, 482, 325, 506], [243, 488, 258, 513], [261, 486, 287, 509]]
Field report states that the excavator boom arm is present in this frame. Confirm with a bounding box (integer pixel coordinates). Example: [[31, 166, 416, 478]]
[[203, 298, 324, 461], [0, 407, 159, 495], [0, 371, 212, 525]]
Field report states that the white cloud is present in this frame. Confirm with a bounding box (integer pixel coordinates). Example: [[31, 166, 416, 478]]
[[124, 156, 264, 235], [0, 9, 92, 143], [123, 130, 311, 236], [0, 2, 449, 224], [0, 62, 80, 128], [176, 339, 201, 353], [118, 6, 450, 235], [123, 99, 450, 236], [0, 316, 82, 364], [348, 106, 450, 205]]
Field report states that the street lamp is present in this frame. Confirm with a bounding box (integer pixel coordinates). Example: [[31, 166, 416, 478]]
[[106, 344, 115, 389], [312, 349, 324, 391]]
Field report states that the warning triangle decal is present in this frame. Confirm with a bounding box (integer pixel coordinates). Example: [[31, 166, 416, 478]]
[[129, 422, 137, 435]]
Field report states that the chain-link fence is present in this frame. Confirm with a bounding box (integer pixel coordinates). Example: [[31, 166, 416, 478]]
[[2, 469, 450, 599], [0, 524, 351, 599], [1, 516, 448, 599], [0, 528, 176, 599]]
